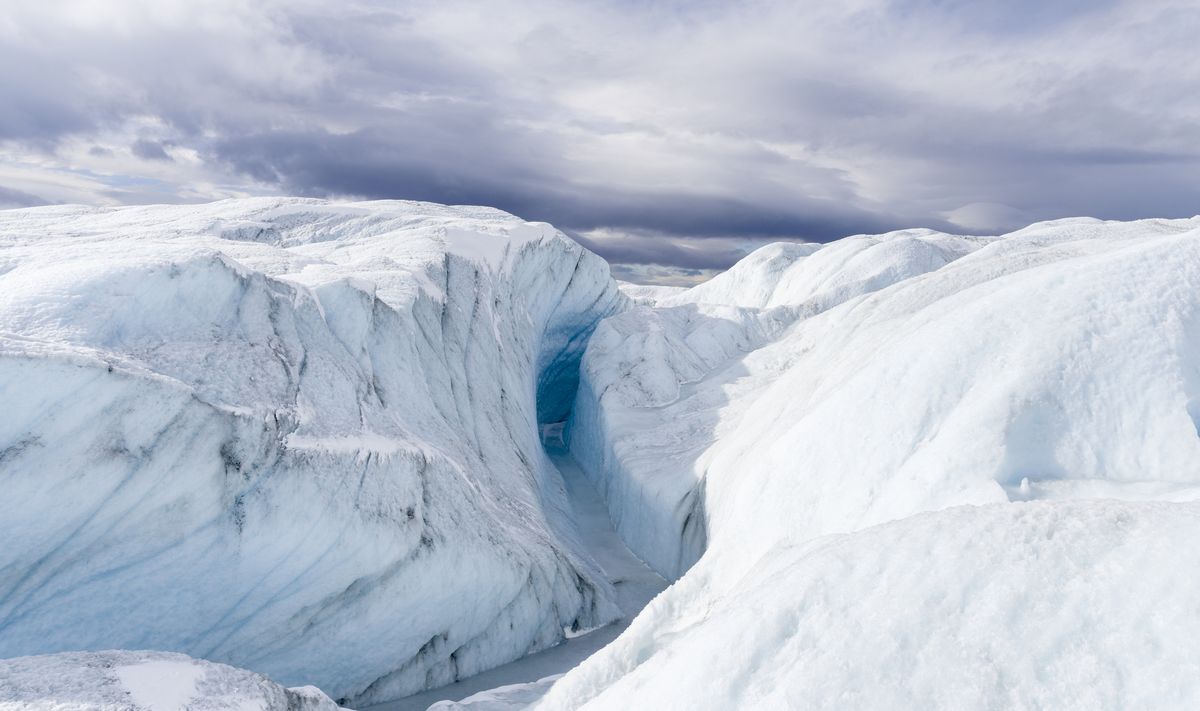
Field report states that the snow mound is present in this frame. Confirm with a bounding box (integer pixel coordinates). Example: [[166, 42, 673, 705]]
[[0, 650, 344, 710], [0, 198, 626, 704], [549, 216, 1200, 707]]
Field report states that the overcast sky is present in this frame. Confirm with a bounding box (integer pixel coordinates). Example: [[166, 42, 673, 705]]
[[3, 0, 1199, 283]]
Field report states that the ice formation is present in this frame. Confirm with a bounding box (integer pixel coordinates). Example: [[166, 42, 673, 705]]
[[0, 198, 626, 705], [569, 229, 985, 577], [544, 217, 1200, 708], [0, 650, 345, 710], [5, 202, 1200, 710]]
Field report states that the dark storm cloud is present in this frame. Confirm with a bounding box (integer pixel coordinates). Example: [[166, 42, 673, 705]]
[[210, 124, 907, 244], [2, 0, 1200, 276]]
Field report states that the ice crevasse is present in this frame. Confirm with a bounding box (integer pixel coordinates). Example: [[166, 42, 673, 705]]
[[0, 198, 626, 705]]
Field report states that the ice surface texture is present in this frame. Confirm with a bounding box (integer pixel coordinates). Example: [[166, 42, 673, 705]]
[[0, 198, 626, 705], [0, 649, 345, 710], [552, 218, 1200, 708]]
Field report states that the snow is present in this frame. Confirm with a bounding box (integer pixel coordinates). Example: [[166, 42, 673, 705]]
[[569, 228, 986, 578], [0, 650, 345, 710], [542, 216, 1200, 708], [539, 501, 1200, 710], [115, 660, 205, 711], [614, 282, 687, 306], [0, 198, 628, 705], [427, 676, 561, 710], [658, 230, 982, 311]]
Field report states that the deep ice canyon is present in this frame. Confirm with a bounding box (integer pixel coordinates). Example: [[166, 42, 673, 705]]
[[2, 198, 1200, 709]]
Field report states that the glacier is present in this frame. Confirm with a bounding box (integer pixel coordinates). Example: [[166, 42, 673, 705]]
[[541, 217, 1200, 709], [568, 229, 985, 578], [5, 201, 1200, 710], [0, 198, 627, 705]]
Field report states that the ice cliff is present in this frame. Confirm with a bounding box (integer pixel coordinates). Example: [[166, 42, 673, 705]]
[[0, 198, 625, 705]]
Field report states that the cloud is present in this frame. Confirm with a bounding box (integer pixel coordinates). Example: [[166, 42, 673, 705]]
[[1, 0, 1199, 279], [941, 202, 1031, 234], [0, 184, 47, 208], [609, 263, 720, 287], [131, 139, 172, 161], [571, 228, 767, 271]]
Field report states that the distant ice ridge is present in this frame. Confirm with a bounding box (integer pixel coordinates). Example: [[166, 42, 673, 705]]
[[550, 217, 1200, 708], [0, 198, 627, 705], [613, 282, 687, 307], [0, 650, 345, 710]]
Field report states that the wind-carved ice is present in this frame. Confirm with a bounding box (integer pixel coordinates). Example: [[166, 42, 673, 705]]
[[0, 198, 626, 705]]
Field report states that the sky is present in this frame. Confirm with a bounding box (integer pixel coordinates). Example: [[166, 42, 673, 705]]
[[2, 0, 1199, 284]]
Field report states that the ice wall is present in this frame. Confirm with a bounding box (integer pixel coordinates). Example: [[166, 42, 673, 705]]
[[0, 198, 625, 704]]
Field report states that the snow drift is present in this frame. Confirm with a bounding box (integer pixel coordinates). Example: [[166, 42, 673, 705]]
[[547, 218, 1200, 708], [0, 198, 626, 705]]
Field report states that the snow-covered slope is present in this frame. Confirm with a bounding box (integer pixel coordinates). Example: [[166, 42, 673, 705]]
[[541, 501, 1200, 710], [569, 229, 986, 578], [547, 217, 1200, 708], [659, 230, 982, 311], [0, 650, 345, 710], [0, 198, 626, 705]]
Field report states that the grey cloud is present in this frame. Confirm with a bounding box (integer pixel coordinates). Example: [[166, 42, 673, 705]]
[[888, 0, 1120, 36], [610, 263, 718, 287], [131, 139, 172, 161], [210, 125, 907, 242], [2, 0, 1200, 271], [0, 185, 48, 208], [570, 230, 761, 271]]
